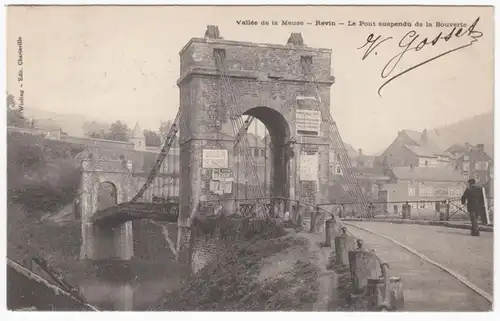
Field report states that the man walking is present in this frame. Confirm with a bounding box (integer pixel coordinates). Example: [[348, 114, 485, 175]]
[[461, 179, 485, 236]]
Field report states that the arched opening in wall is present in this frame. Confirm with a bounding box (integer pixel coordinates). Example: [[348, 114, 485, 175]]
[[97, 181, 118, 211], [94, 181, 121, 260], [234, 107, 291, 204]]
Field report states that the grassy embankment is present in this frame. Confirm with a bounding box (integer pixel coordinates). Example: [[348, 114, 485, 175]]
[[157, 217, 328, 311]]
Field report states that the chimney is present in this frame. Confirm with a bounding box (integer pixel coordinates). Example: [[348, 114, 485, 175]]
[[205, 25, 221, 39], [286, 32, 305, 46], [477, 144, 484, 152], [421, 129, 428, 143], [358, 148, 363, 157]]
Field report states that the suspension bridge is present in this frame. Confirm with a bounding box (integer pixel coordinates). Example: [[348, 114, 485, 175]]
[[79, 24, 492, 264], [78, 26, 375, 264], [8, 25, 493, 311]]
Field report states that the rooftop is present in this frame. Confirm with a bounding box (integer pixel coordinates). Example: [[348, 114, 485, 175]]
[[392, 166, 464, 182], [131, 122, 144, 138]]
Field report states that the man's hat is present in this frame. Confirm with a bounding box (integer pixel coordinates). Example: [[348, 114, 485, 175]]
[[468, 178, 476, 185]]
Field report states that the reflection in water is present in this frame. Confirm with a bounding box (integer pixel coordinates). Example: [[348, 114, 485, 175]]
[[80, 282, 134, 311], [77, 260, 181, 311]]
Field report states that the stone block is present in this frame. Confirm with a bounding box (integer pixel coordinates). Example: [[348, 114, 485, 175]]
[[367, 276, 404, 311], [348, 250, 381, 293]]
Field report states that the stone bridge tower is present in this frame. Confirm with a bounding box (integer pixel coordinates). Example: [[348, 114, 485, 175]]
[[80, 157, 135, 260], [176, 26, 335, 272]]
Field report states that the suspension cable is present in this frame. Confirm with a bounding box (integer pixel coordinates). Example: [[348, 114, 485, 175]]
[[129, 109, 182, 203], [214, 50, 269, 217], [301, 59, 371, 218]]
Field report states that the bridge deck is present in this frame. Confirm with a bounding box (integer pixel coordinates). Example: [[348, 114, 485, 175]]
[[92, 203, 179, 226]]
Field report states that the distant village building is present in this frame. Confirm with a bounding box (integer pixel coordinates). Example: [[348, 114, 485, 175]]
[[453, 143, 493, 194], [130, 122, 146, 151], [352, 149, 376, 169], [379, 166, 466, 213], [380, 129, 452, 168]]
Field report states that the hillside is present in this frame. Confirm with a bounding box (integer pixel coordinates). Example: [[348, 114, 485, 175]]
[[429, 111, 493, 151], [23, 107, 110, 137]]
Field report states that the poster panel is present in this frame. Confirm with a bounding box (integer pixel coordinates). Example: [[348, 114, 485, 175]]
[[296, 110, 321, 136], [203, 149, 228, 169], [300, 153, 319, 181]]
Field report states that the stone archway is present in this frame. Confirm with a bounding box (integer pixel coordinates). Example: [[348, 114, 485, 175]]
[[242, 107, 291, 212], [80, 159, 134, 260], [97, 181, 118, 210], [176, 29, 335, 272]]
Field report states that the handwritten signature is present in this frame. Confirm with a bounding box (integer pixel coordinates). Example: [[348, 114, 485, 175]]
[[358, 17, 484, 96]]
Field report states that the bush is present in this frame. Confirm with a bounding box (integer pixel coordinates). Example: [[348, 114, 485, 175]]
[[7, 132, 84, 215]]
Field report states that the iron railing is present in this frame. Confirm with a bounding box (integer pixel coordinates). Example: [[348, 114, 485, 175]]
[[318, 198, 494, 223]]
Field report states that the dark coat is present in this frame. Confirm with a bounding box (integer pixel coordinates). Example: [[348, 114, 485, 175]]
[[461, 185, 485, 213]]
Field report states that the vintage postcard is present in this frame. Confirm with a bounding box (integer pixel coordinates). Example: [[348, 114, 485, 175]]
[[5, 4, 494, 312]]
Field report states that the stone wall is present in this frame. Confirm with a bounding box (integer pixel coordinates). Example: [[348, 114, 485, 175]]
[[188, 217, 286, 274]]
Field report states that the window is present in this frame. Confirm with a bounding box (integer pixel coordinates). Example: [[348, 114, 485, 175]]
[[254, 149, 259, 157], [213, 48, 226, 63], [462, 162, 470, 172], [336, 165, 342, 174], [464, 155, 470, 161], [463, 173, 469, 181], [408, 183, 416, 196], [475, 161, 488, 171], [301, 56, 313, 73], [448, 187, 463, 197], [419, 183, 434, 197]]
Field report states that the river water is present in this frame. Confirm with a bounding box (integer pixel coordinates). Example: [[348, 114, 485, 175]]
[[75, 259, 181, 311]]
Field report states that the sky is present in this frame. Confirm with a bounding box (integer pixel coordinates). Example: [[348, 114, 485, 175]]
[[6, 5, 494, 154]]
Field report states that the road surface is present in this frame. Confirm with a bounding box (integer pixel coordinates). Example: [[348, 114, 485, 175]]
[[346, 221, 493, 311]]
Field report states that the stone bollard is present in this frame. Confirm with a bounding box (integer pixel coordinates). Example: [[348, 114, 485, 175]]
[[348, 241, 381, 293], [367, 276, 404, 311], [309, 208, 318, 233], [331, 218, 342, 238], [334, 228, 356, 266], [315, 211, 326, 233], [325, 219, 333, 247]]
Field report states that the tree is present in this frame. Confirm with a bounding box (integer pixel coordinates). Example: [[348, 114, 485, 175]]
[[7, 93, 16, 109], [105, 120, 129, 142], [6, 92, 27, 127], [143, 129, 162, 147]]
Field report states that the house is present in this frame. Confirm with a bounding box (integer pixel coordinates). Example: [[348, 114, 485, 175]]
[[380, 129, 451, 168], [352, 167, 393, 201], [327, 142, 361, 177], [453, 144, 493, 194], [352, 149, 376, 169], [445, 143, 474, 159], [379, 166, 466, 213]]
